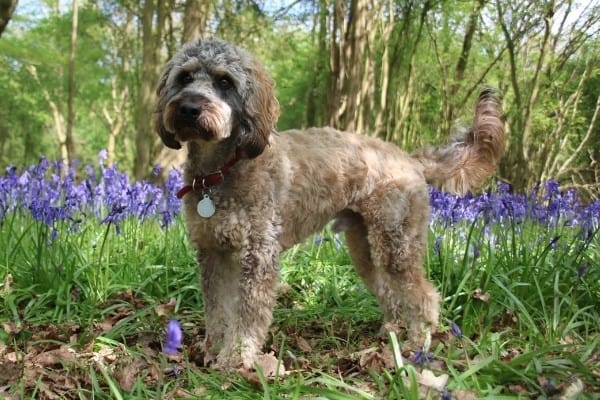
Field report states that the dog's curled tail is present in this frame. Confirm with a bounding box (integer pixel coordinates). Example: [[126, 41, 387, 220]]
[[412, 88, 505, 194]]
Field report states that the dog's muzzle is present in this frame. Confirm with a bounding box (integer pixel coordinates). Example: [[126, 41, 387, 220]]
[[179, 101, 202, 120], [169, 96, 215, 141]]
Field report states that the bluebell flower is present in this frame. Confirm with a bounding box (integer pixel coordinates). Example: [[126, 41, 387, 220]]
[[497, 181, 511, 193], [163, 319, 183, 355], [449, 321, 462, 339], [411, 349, 434, 366], [151, 164, 162, 178], [544, 180, 560, 199], [98, 149, 108, 164], [541, 378, 557, 394], [440, 388, 452, 400]]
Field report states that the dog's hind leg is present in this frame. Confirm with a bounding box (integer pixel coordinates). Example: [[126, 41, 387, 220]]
[[198, 251, 240, 366], [359, 181, 440, 347]]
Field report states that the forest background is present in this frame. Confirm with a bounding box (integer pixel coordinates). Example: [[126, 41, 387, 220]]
[[1, 0, 599, 197]]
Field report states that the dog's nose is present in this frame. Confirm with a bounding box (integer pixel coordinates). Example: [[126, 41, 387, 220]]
[[179, 102, 201, 118]]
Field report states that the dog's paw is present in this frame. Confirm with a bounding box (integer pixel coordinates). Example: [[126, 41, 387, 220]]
[[212, 352, 244, 371], [405, 324, 433, 353], [213, 343, 260, 371], [378, 321, 406, 337]]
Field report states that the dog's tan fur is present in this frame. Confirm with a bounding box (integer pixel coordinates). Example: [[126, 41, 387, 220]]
[[154, 38, 505, 370]]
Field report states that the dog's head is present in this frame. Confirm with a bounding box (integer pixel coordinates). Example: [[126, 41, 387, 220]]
[[154, 38, 280, 158]]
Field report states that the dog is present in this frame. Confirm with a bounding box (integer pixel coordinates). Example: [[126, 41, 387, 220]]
[[154, 38, 505, 370]]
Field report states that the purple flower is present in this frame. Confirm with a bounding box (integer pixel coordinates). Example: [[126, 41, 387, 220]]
[[542, 378, 558, 395], [497, 181, 511, 193], [411, 349, 434, 365], [449, 321, 462, 339], [151, 164, 162, 178], [163, 319, 183, 355], [98, 149, 108, 164], [440, 388, 452, 400]]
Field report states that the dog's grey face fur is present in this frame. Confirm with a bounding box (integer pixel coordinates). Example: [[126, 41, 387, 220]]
[[154, 38, 280, 158]]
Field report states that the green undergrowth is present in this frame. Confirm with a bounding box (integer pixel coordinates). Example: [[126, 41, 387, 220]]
[[0, 213, 598, 399]]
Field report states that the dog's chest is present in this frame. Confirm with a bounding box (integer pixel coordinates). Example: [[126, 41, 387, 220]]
[[182, 192, 276, 251]]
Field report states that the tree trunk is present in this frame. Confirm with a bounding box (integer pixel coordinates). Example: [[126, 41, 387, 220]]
[[305, 0, 328, 127], [65, 0, 78, 165], [328, 0, 376, 133], [27, 65, 69, 164], [134, 0, 167, 180], [387, 1, 430, 146], [0, 0, 17, 37], [183, 0, 210, 43]]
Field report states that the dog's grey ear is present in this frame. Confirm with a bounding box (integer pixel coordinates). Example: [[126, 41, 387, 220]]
[[154, 61, 182, 150], [239, 57, 279, 158]]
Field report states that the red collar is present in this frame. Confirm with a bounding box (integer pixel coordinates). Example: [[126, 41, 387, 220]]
[[176, 151, 242, 199]]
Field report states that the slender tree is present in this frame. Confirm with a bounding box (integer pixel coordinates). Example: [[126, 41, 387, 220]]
[[0, 0, 17, 37], [133, 0, 168, 180], [65, 0, 79, 165]]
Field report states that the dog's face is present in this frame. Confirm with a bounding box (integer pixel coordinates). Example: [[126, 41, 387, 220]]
[[154, 38, 280, 158]]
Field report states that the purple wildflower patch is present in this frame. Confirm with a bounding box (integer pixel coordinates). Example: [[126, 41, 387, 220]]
[[1, 156, 598, 253], [0, 154, 184, 236], [428, 181, 599, 229]]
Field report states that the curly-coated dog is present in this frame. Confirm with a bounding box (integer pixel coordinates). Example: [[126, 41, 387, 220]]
[[154, 38, 505, 370]]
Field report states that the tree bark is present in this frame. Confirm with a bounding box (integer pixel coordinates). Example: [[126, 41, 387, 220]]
[[27, 66, 69, 164], [0, 0, 17, 37], [305, 0, 328, 128], [183, 0, 210, 42], [134, 0, 167, 180], [328, 0, 377, 133], [65, 0, 78, 165]]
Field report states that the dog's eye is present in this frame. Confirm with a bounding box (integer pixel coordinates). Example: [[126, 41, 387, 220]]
[[179, 72, 194, 85], [216, 75, 234, 90]]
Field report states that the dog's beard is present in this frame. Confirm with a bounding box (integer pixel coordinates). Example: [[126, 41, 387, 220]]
[[164, 97, 234, 143]]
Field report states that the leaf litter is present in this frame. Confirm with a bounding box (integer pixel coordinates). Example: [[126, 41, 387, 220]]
[[1, 292, 597, 398]]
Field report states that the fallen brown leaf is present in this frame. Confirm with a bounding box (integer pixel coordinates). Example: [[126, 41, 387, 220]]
[[359, 349, 386, 373], [255, 351, 286, 378], [453, 389, 478, 400], [154, 298, 177, 317], [32, 347, 77, 368], [117, 357, 148, 392], [295, 335, 313, 353], [472, 287, 491, 302], [1, 322, 22, 336], [418, 369, 448, 391]]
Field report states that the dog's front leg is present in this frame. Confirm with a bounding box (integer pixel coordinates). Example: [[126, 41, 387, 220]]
[[214, 242, 280, 370], [198, 251, 240, 366]]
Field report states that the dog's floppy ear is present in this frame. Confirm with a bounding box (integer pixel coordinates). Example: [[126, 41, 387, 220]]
[[154, 61, 182, 150], [239, 57, 280, 158]]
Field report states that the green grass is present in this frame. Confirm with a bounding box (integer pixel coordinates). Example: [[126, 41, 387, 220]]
[[0, 213, 598, 399]]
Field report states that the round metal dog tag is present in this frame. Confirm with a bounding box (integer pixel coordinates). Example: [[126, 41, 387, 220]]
[[197, 194, 215, 218]]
